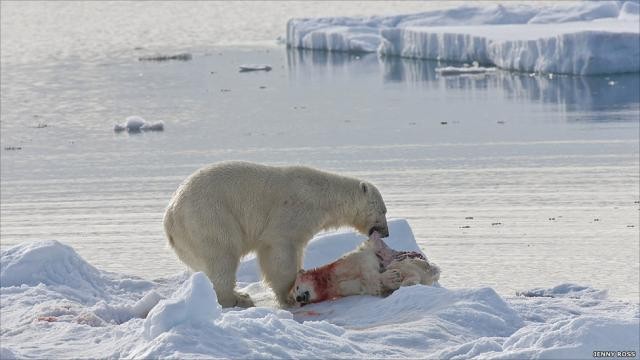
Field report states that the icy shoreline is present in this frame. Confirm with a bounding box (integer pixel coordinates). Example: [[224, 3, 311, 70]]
[[1, 219, 638, 358], [286, 1, 640, 75]]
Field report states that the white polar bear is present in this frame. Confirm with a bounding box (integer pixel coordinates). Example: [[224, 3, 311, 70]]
[[291, 231, 440, 305], [163, 161, 389, 308]]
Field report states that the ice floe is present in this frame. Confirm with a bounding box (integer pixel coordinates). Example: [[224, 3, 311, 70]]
[[138, 53, 192, 62], [435, 61, 497, 75], [239, 64, 273, 72], [286, 1, 640, 75], [114, 116, 164, 133], [1, 219, 638, 358]]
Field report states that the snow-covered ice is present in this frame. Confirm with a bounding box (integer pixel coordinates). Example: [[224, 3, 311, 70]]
[[287, 1, 640, 75], [2, 219, 638, 358], [113, 116, 164, 133]]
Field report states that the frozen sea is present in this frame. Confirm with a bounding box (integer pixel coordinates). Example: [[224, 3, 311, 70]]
[[1, 0, 639, 305]]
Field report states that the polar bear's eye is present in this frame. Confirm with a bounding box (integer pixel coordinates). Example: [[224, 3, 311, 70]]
[[296, 286, 299, 291]]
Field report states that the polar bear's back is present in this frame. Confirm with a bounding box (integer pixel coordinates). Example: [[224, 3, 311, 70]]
[[163, 161, 355, 255]]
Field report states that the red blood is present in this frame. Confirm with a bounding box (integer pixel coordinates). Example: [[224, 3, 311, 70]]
[[302, 261, 339, 303], [37, 316, 57, 322]]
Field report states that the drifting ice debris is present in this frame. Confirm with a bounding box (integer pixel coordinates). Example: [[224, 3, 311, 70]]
[[239, 64, 272, 72], [138, 53, 192, 62], [114, 116, 164, 133], [435, 63, 497, 76]]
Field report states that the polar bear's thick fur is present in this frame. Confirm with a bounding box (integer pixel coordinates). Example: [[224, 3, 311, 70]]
[[163, 161, 389, 308], [291, 232, 440, 305]]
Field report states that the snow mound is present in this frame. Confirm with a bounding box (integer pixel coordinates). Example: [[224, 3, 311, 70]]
[[144, 272, 220, 339], [496, 315, 640, 359], [517, 283, 608, 300], [237, 218, 422, 283], [287, 1, 640, 75], [114, 116, 164, 133], [0, 240, 106, 294]]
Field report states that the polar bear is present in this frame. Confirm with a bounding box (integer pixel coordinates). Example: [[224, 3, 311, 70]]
[[291, 231, 440, 305], [163, 161, 389, 308]]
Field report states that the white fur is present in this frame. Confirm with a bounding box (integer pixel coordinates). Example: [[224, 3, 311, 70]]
[[163, 161, 388, 307], [292, 238, 440, 304]]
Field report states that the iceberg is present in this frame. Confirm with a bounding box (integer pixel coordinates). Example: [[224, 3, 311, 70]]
[[286, 1, 640, 75]]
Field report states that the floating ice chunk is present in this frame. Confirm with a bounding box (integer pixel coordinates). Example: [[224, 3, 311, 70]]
[[124, 116, 145, 131], [239, 64, 272, 72], [114, 116, 164, 133], [138, 53, 192, 62], [143, 272, 221, 339], [435, 64, 497, 75], [141, 120, 164, 131]]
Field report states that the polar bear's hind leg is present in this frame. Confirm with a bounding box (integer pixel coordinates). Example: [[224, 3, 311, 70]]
[[203, 244, 254, 308]]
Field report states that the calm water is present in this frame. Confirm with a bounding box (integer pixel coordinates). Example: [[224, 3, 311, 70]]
[[1, 2, 638, 301]]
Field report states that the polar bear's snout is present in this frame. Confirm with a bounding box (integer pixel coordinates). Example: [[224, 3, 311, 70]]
[[295, 291, 310, 304], [369, 224, 389, 237]]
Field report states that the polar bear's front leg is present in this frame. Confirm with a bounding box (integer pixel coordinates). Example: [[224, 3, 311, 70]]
[[258, 243, 301, 307]]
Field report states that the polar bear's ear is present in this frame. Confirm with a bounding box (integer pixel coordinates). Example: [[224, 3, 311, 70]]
[[360, 182, 368, 194]]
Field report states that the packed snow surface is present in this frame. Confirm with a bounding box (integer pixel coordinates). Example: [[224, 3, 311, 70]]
[[1, 219, 638, 358], [287, 1, 640, 75]]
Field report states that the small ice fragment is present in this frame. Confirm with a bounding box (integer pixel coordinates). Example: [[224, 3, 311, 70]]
[[239, 64, 272, 72], [608, 80, 616, 86], [124, 116, 146, 132], [113, 116, 164, 133], [138, 53, 192, 62], [141, 121, 164, 132], [548, 73, 554, 79], [435, 65, 496, 76]]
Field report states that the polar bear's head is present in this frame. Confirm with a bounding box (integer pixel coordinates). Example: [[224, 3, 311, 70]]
[[292, 272, 318, 305], [356, 181, 389, 238]]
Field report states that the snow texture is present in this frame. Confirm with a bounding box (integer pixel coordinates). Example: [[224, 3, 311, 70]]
[[286, 1, 640, 75], [114, 116, 164, 133], [1, 219, 638, 358]]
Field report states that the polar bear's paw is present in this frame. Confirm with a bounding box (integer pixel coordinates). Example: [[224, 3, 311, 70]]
[[380, 269, 403, 291], [233, 291, 255, 308]]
